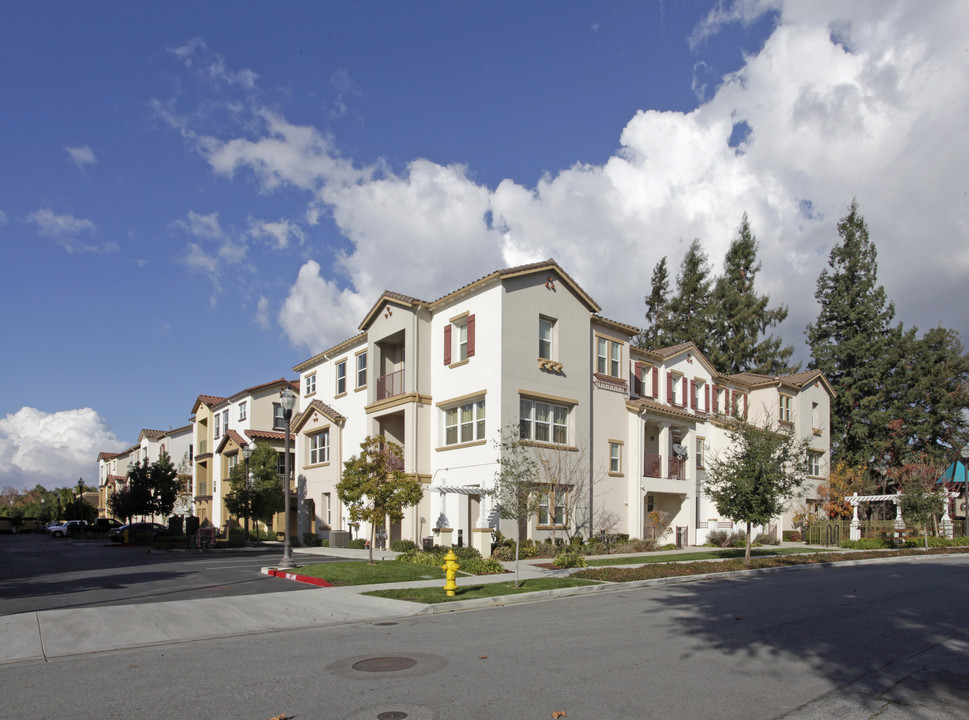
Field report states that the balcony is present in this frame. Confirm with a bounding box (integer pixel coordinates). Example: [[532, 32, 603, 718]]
[[644, 453, 686, 480], [376, 369, 404, 401]]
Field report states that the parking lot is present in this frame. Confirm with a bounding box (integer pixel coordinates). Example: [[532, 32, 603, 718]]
[[0, 532, 337, 615]]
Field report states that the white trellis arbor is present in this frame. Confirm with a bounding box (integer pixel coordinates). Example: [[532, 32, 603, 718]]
[[847, 491, 958, 540]]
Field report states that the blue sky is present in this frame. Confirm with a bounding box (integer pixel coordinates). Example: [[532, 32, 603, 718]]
[[2, 1, 967, 491]]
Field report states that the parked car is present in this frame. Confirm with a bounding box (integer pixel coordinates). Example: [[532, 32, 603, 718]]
[[49, 520, 88, 538], [90, 518, 123, 533], [109, 522, 169, 543]]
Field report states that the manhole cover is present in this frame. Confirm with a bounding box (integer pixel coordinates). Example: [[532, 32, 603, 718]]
[[376, 713, 408, 720], [352, 657, 418, 673], [373, 621, 397, 626]]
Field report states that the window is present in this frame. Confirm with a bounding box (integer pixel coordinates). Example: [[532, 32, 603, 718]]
[[356, 351, 367, 389], [669, 373, 682, 406], [444, 399, 486, 445], [309, 430, 330, 465], [322, 492, 331, 529], [693, 379, 706, 412], [213, 413, 221, 438], [226, 454, 238, 473], [444, 313, 475, 365], [238, 401, 247, 421], [273, 403, 285, 431], [222, 409, 229, 435], [696, 437, 706, 469], [808, 451, 823, 477], [335, 360, 347, 395], [305, 374, 316, 395], [596, 337, 622, 377], [520, 398, 569, 445], [812, 402, 820, 432], [609, 442, 622, 474], [537, 486, 567, 527], [276, 452, 295, 477], [779, 394, 793, 424], [539, 317, 555, 359]]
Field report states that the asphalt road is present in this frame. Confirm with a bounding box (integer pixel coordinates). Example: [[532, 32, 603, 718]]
[[0, 533, 338, 614], [1, 552, 966, 719]]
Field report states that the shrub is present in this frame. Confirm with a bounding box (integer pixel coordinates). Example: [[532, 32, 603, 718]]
[[903, 536, 969, 548], [610, 538, 657, 554], [460, 555, 506, 575], [754, 532, 779, 546], [320, 538, 329, 547], [705, 529, 729, 547], [390, 539, 416, 553], [783, 530, 802, 543], [302, 532, 324, 547], [841, 538, 893, 550], [348, 538, 367, 550], [729, 531, 748, 548], [553, 552, 588, 568], [660, 543, 677, 551], [491, 541, 547, 561]]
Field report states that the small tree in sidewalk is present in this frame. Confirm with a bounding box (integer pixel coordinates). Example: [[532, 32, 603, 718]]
[[337, 436, 424, 564], [704, 413, 810, 565], [494, 425, 540, 587]]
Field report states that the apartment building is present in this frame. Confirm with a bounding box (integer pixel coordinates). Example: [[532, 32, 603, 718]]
[[290, 259, 831, 554]]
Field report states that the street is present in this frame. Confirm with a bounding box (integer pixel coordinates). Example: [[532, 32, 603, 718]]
[[1, 552, 967, 719], [0, 533, 336, 614]]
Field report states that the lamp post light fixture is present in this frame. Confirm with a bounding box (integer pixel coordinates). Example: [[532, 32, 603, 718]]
[[278, 387, 297, 569], [242, 442, 252, 545]]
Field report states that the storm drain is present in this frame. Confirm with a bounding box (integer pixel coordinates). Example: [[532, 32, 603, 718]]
[[352, 656, 418, 673]]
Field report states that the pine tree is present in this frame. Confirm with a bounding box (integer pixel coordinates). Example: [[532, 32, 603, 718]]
[[637, 256, 673, 349], [806, 200, 898, 468], [709, 213, 797, 375], [666, 239, 715, 354]]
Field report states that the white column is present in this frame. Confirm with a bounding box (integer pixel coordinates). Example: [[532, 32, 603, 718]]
[[659, 423, 671, 479], [850, 492, 861, 540]]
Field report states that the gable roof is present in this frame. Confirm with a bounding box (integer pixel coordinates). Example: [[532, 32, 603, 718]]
[[215, 429, 247, 455], [292, 399, 347, 433], [191, 394, 228, 414], [228, 378, 299, 402], [293, 332, 368, 372], [723, 369, 834, 395], [139, 429, 167, 441]]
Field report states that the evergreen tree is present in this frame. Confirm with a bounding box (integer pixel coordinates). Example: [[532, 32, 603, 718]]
[[637, 256, 673, 349], [224, 443, 285, 530], [709, 213, 797, 375], [806, 200, 899, 468], [666, 239, 715, 354]]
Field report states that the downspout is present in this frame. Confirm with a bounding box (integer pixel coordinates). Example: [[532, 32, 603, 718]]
[[413, 303, 422, 543], [589, 321, 595, 537]]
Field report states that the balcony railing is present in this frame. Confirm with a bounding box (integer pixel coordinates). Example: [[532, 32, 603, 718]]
[[644, 453, 686, 480], [376, 369, 404, 401]]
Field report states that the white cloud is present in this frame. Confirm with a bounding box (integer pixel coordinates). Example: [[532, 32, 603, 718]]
[[168, 37, 257, 89], [248, 218, 305, 249], [66, 145, 97, 169], [0, 407, 124, 492], [175, 2, 969, 357], [255, 295, 271, 330], [26, 208, 115, 253], [0, 209, 7, 225], [171, 211, 248, 302]]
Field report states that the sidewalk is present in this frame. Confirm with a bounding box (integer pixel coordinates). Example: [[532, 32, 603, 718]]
[[0, 542, 831, 665]]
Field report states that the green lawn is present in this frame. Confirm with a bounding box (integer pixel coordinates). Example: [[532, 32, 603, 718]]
[[584, 546, 825, 567], [289, 561, 445, 585], [364, 577, 601, 603]]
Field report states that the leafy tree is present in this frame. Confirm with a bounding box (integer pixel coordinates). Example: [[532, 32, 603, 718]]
[[224, 443, 284, 536], [709, 213, 797, 375], [337, 436, 424, 564], [666, 239, 715, 353], [806, 200, 900, 468], [704, 414, 810, 564], [108, 486, 138, 524], [896, 460, 946, 549], [816, 462, 870, 519], [125, 453, 181, 520], [494, 425, 541, 586], [637, 256, 673, 348]]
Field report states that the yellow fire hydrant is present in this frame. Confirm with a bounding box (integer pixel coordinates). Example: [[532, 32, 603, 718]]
[[442, 549, 460, 597]]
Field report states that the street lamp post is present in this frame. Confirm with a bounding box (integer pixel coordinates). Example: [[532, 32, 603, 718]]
[[961, 445, 969, 536], [242, 443, 252, 545], [278, 387, 297, 569], [77, 478, 84, 522]]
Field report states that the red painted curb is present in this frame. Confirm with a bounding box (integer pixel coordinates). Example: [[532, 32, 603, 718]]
[[267, 568, 333, 587]]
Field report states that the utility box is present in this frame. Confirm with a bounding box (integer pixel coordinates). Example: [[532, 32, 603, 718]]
[[330, 530, 350, 548], [676, 526, 688, 548], [422, 537, 434, 551]]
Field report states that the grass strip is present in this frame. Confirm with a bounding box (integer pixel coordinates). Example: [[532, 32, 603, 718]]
[[584, 546, 824, 567], [288, 560, 445, 586], [364, 577, 601, 604], [573, 546, 969, 582]]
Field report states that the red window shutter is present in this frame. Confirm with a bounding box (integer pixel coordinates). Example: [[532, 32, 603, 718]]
[[705, 384, 710, 411], [466, 314, 475, 357], [652, 367, 659, 398], [743, 393, 748, 419], [712, 385, 719, 412], [443, 324, 452, 365], [667, 373, 673, 404], [690, 380, 697, 410], [732, 390, 738, 415], [682, 377, 688, 407]]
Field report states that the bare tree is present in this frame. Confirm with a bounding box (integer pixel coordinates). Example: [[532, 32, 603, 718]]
[[533, 439, 611, 543]]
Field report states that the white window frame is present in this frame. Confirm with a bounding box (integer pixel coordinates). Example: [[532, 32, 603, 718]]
[[808, 451, 823, 477], [609, 442, 622, 475], [309, 430, 330, 465], [213, 413, 221, 438], [670, 374, 682, 405], [539, 317, 555, 360], [520, 398, 569, 445], [537, 486, 568, 528], [780, 394, 793, 423], [696, 437, 706, 470], [355, 351, 367, 389], [335, 359, 347, 395], [305, 374, 316, 396], [238, 401, 247, 422], [444, 399, 486, 446]]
